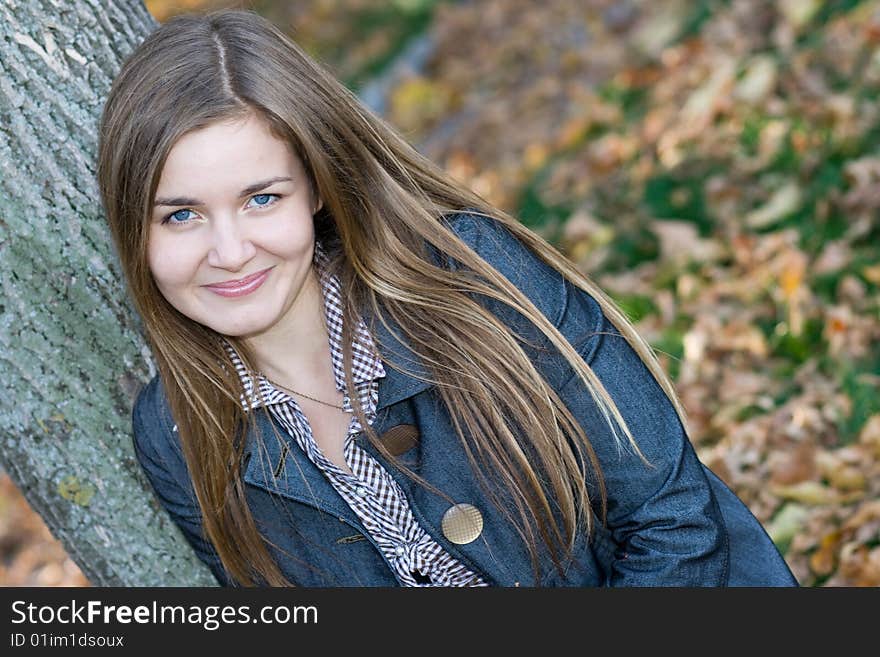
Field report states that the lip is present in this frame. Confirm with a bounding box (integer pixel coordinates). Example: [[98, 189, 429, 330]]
[[203, 267, 273, 298]]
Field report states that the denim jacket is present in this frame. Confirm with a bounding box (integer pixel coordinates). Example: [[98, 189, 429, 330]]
[[132, 213, 797, 587]]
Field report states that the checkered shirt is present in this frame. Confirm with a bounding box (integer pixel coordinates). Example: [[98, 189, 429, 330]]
[[224, 241, 488, 587]]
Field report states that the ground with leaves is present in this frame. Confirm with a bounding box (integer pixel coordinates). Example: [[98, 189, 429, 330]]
[[2, 0, 878, 586]]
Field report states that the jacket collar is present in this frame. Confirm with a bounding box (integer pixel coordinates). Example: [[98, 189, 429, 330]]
[[364, 304, 434, 411]]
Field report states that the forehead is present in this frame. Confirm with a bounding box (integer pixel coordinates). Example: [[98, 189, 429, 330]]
[[156, 114, 300, 194]]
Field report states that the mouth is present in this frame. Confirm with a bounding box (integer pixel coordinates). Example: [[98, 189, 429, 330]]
[[203, 267, 273, 298]]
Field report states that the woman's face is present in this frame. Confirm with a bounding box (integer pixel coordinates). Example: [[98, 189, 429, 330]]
[[147, 112, 322, 339]]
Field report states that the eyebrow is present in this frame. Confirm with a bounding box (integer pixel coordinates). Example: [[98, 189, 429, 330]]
[[153, 176, 293, 207]]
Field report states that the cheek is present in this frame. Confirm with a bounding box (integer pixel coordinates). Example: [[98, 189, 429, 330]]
[[146, 234, 196, 291], [261, 216, 315, 256]]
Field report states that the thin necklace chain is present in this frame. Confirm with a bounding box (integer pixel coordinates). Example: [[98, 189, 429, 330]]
[[258, 373, 346, 411]]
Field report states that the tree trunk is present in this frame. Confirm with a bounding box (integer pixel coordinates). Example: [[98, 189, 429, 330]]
[[0, 0, 217, 586]]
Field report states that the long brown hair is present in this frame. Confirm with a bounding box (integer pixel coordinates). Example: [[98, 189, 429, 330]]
[[97, 9, 689, 586]]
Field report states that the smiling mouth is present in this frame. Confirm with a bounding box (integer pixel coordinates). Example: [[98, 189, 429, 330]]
[[203, 267, 273, 297], [206, 268, 270, 288]]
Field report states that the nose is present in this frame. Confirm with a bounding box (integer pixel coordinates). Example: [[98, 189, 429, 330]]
[[206, 216, 257, 271]]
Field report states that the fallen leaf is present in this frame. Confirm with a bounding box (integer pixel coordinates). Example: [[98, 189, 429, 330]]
[[779, 0, 823, 30], [827, 465, 868, 492], [765, 503, 809, 546], [839, 542, 880, 586], [859, 414, 880, 457], [734, 55, 779, 104], [778, 248, 808, 298], [680, 57, 737, 132], [861, 263, 880, 285], [841, 500, 880, 533], [632, 2, 687, 56], [808, 530, 841, 576], [768, 442, 817, 485], [813, 240, 852, 275], [652, 220, 722, 264], [771, 480, 839, 505], [745, 181, 802, 228]]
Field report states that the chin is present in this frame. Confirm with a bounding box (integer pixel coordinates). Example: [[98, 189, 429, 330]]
[[194, 314, 264, 338], [214, 323, 268, 339]]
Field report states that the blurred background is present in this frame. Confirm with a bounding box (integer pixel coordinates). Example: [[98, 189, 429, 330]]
[[2, 0, 878, 587]]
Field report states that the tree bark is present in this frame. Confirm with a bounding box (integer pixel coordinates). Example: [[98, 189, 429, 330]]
[[0, 0, 217, 586]]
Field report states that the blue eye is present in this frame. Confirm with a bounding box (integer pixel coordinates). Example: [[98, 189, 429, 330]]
[[163, 208, 196, 224], [247, 193, 279, 208]]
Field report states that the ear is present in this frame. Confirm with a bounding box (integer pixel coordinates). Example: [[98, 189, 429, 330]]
[[314, 196, 323, 214]]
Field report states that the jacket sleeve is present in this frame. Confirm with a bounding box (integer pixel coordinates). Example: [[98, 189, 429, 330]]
[[447, 212, 729, 586], [558, 311, 729, 586], [131, 376, 233, 586]]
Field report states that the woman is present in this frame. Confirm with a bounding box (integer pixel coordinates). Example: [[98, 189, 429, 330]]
[[97, 9, 796, 587]]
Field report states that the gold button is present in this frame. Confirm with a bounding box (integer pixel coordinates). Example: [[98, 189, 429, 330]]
[[379, 424, 419, 456], [441, 503, 483, 544]]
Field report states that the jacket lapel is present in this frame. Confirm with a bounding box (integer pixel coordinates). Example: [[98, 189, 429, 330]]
[[366, 304, 434, 410], [242, 409, 354, 520]]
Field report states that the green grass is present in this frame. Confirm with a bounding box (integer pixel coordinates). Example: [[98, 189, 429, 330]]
[[598, 80, 650, 122], [770, 317, 826, 363], [813, 0, 867, 25], [612, 294, 658, 323], [676, 0, 726, 42], [653, 320, 688, 380], [603, 225, 660, 272], [516, 173, 575, 232], [839, 362, 880, 443], [643, 168, 717, 235]]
